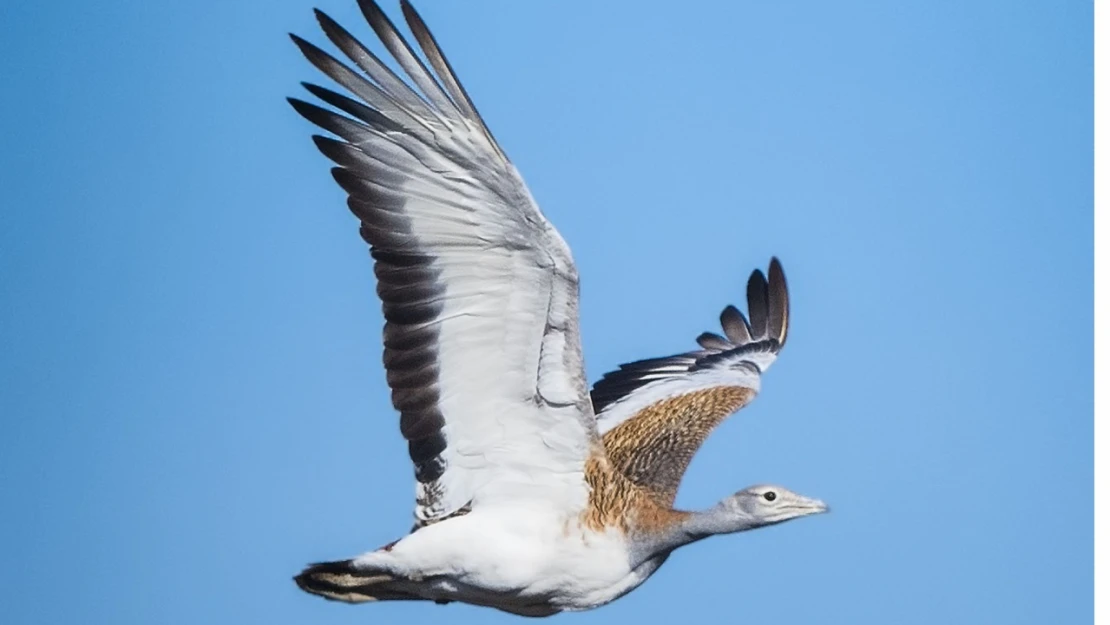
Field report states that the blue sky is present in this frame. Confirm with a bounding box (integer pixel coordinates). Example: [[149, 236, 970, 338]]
[[0, 1, 1091, 623]]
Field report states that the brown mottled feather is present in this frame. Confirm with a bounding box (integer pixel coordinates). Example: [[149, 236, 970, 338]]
[[601, 387, 756, 506], [580, 448, 687, 535]]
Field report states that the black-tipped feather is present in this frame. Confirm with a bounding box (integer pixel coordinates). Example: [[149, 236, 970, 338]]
[[696, 332, 733, 351], [357, 0, 461, 124], [314, 9, 438, 123], [719, 305, 752, 344], [767, 256, 789, 346], [590, 259, 791, 415], [302, 83, 404, 132], [399, 0, 507, 161], [745, 270, 769, 340], [291, 34, 410, 126], [287, 97, 374, 145]]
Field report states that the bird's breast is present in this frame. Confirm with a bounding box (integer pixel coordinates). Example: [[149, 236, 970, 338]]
[[536, 523, 655, 612]]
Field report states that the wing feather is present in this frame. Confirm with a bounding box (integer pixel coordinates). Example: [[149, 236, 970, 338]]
[[399, 0, 508, 162], [719, 304, 753, 344]]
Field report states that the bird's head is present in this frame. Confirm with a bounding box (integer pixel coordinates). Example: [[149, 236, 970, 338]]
[[718, 484, 829, 528]]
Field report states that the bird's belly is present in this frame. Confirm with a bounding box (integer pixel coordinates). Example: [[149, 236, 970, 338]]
[[523, 529, 654, 613], [396, 508, 657, 614]]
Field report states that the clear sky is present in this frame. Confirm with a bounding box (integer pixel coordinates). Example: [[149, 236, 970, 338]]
[[0, 0, 1091, 623]]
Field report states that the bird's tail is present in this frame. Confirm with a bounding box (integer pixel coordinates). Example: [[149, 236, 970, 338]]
[[293, 559, 423, 603]]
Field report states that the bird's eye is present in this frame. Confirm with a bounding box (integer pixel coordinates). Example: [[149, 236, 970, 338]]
[[763, 492, 777, 502]]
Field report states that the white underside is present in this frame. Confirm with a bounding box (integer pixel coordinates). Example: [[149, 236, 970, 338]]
[[352, 503, 662, 616]]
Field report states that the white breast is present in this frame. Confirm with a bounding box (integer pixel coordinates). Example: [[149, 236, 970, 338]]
[[381, 503, 660, 614]]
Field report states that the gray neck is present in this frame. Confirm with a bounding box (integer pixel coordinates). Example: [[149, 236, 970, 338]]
[[631, 504, 762, 567]]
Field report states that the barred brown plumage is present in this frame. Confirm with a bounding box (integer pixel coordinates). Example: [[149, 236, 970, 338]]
[[603, 386, 756, 506]]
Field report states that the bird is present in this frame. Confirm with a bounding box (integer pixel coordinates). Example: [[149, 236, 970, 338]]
[[287, 0, 828, 617]]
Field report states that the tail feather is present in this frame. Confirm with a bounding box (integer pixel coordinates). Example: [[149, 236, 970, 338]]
[[294, 559, 422, 603]]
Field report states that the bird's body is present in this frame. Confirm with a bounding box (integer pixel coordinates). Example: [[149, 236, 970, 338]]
[[344, 498, 662, 616], [298, 445, 690, 615], [288, 0, 827, 615]]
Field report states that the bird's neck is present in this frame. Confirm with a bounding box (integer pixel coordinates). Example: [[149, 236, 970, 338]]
[[679, 505, 763, 542], [633, 505, 761, 564]]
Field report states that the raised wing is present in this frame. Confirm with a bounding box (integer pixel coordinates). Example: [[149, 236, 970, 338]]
[[289, 0, 596, 527], [592, 259, 789, 505]]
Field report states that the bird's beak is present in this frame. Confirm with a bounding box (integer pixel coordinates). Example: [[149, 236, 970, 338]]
[[797, 495, 829, 515]]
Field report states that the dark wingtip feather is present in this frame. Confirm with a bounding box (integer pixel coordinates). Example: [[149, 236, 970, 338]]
[[286, 96, 317, 120], [397, 0, 506, 161], [719, 304, 752, 344], [312, 9, 370, 66], [311, 134, 351, 165], [767, 257, 789, 347], [356, 0, 389, 22], [287, 97, 356, 139], [355, 0, 455, 119], [696, 332, 733, 351], [289, 32, 343, 80], [399, 0, 420, 22], [300, 81, 403, 132], [313, 9, 348, 45], [745, 269, 770, 340], [289, 32, 314, 53]]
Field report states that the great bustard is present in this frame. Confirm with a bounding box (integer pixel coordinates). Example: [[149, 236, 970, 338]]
[[288, 0, 827, 616]]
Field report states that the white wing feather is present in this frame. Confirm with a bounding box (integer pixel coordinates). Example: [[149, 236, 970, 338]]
[[291, 0, 596, 525]]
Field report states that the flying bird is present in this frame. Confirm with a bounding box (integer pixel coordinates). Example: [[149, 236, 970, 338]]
[[288, 0, 827, 616]]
